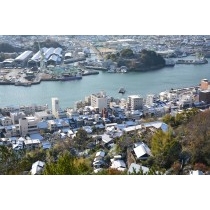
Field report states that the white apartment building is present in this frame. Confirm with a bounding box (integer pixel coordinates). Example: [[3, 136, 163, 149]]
[[0, 116, 12, 126], [19, 105, 35, 114], [47, 120, 57, 131], [127, 95, 143, 110], [167, 92, 178, 101], [19, 117, 38, 136], [10, 112, 26, 124], [91, 91, 111, 112], [1, 104, 48, 115], [159, 91, 168, 101], [34, 111, 54, 121], [145, 94, 158, 106], [52, 97, 60, 118], [178, 92, 193, 108]]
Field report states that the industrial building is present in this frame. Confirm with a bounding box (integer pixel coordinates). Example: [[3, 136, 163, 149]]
[[28, 47, 63, 67], [27, 47, 48, 67], [15, 50, 33, 67], [2, 58, 15, 68]]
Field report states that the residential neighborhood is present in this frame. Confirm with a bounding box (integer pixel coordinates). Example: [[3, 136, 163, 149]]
[[0, 79, 210, 175]]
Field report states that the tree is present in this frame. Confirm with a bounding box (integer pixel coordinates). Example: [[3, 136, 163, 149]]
[[182, 110, 210, 165], [73, 128, 89, 150], [120, 49, 134, 58], [43, 151, 91, 175], [0, 145, 23, 174], [151, 130, 182, 169]]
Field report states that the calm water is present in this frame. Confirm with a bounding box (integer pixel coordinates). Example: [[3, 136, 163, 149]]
[[1, 57, 210, 109]]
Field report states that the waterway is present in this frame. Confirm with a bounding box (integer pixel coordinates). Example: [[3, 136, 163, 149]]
[[0, 56, 210, 109]]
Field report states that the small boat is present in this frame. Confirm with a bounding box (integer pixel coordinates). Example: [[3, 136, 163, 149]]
[[59, 73, 82, 81], [119, 87, 126, 94]]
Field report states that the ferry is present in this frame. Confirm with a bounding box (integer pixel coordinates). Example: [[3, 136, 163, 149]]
[[119, 87, 126, 94]]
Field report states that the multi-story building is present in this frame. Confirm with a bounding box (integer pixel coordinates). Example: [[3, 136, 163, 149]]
[[199, 90, 210, 104], [19, 117, 38, 136], [127, 95, 143, 110], [35, 111, 54, 121], [145, 94, 158, 106], [0, 116, 12, 126], [91, 91, 111, 112], [52, 97, 60, 118], [179, 92, 193, 109], [10, 112, 26, 124], [200, 79, 209, 90]]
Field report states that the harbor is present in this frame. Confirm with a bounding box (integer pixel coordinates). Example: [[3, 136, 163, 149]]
[[1, 58, 210, 109]]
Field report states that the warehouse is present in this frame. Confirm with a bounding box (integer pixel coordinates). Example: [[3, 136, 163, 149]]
[[27, 48, 48, 67], [2, 58, 15, 68], [15, 51, 33, 67]]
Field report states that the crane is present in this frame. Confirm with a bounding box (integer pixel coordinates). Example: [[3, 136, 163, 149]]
[[37, 40, 46, 72]]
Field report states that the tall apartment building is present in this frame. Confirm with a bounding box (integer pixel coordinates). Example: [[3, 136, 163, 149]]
[[52, 97, 60, 118], [19, 117, 38, 136], [91, 91, 111, 112], [200, 79, 209, 90], [127, 95, 143, 110]]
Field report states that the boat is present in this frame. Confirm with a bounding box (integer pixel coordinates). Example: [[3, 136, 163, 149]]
[[81, 70, 99, 76], [59, 73, 82, 81], [107, 68, 116, 73], [176, 58, 208, 65], [165, 59, 175, 67], [119, 87, 126, 94], [193, 57, 208, 64]]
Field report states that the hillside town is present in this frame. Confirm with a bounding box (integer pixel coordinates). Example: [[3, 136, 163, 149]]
[[1, 77, 210, 175]]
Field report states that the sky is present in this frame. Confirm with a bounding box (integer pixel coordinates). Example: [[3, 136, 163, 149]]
[[1, 0, 210, 209]]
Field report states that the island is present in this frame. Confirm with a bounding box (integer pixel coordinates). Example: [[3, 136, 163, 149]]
[[105, 48, 166, 71]]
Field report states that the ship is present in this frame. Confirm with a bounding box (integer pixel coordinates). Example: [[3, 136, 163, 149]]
[[119, 87, 126, 94], [176, 58, 208, 65], [59, 73, 82, 81]]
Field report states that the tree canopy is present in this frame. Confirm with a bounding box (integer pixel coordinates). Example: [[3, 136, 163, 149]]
[[105, 49, 165, 71], [151, 130, 182, 169], [43, 152, 91, 175]]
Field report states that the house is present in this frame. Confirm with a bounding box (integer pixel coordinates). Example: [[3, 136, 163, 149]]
[[101, 134, 113, 144], [94, 150, 105, 162], [133, 142, 152, 160], [128, 163, 149, 174], [30, 161, 45, 175], [41, 141, 51, 150], [189, 170, 204, 175], [24, 139, 40, 150], [30, 133, 43, 141], [110, 159, 126, 171], [143, 121, 168, 133]]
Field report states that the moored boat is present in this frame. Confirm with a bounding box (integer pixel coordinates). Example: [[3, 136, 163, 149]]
[[59, 73, 82, 81]]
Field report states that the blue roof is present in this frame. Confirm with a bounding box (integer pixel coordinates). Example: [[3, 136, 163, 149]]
[[37, 121, 48, 129], [161, 123, 168, 132], [30, 133, 43, 141], [62, 128, 70, 133], [125, 121, 136, 127], [95, 124, 105, 129], [116, 124, 126, 130]]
